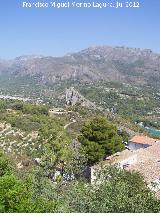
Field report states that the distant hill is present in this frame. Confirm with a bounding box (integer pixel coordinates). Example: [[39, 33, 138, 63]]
[[0, 46, 160, 87]]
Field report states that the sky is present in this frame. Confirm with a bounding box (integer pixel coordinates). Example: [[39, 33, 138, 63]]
[[0, 0, 160, 58]]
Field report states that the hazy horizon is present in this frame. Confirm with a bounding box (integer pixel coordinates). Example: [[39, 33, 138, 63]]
[[1, 44, 160, 60], [0, 0, 160, 58]]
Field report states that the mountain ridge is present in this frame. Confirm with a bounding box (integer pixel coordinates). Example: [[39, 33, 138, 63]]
[[0, 45, 160, 87]]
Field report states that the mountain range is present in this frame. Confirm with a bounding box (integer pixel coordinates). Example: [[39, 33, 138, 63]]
[[0, 46, 160, 87]]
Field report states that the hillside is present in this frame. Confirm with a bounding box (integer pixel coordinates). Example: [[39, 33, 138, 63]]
[[0, 46, 160, 87], [0, 100, 160, 212], [0, 46, 160, 136]]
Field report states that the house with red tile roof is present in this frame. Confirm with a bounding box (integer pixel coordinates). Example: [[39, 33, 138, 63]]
[[128, 135, 157, 150], [91, 141, 160, 198]]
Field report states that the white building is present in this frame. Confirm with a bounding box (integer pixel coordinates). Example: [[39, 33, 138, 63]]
[[128, 135, 157, 150]]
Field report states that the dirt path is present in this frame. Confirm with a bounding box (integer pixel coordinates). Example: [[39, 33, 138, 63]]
[[64, 120, 76, 130]]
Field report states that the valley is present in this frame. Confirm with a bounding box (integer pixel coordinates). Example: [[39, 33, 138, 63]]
[[0, 45, 160, 211]]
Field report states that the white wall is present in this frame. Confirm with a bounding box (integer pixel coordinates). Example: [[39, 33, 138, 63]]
[[118, 155, 137, 169], [128, 141, 150, 150]]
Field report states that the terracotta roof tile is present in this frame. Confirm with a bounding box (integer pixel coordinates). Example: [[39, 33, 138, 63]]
[[129, 135, 157, 145]]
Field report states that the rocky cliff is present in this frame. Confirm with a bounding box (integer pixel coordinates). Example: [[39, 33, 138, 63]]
[[66, 87, 97, 108]]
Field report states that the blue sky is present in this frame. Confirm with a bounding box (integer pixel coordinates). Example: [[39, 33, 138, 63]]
[[0, 0, 160, 58]]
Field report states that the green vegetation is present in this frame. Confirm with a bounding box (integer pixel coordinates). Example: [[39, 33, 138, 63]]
[[62, 166, 160, 213], [76, 81, 160, 137], [78, 81, 160, 119], [0, 77, 159, 133], [0, 99, 160, 212], [0, 100, 72, 159], [0, 48, 160, 211], [79, 116, 125, 165], [0, 152, 160, 212], [0, 152, 58, 212]]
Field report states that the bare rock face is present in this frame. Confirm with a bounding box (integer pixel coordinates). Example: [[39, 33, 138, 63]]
[[65, 87, 96, 108], [66, 87, 80, 106]]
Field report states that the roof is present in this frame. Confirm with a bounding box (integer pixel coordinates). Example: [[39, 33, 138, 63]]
[[102, 142, 160, 182], [98, 142, 160, 197], [129, 135, 157, 145], [129, 143, 160, 183]]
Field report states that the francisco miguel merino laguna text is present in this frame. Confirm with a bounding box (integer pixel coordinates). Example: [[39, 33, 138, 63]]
[[22, 1, 140, 9]]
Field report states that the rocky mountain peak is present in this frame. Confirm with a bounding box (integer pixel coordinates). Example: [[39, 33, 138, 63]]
[[0, 45, 160, 87]]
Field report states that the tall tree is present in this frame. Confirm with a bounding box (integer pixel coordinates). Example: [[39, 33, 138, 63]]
[[79, 116, 125, 165]]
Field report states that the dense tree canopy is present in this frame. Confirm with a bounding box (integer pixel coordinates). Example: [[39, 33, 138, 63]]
[[79, 116, 125, 165]]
